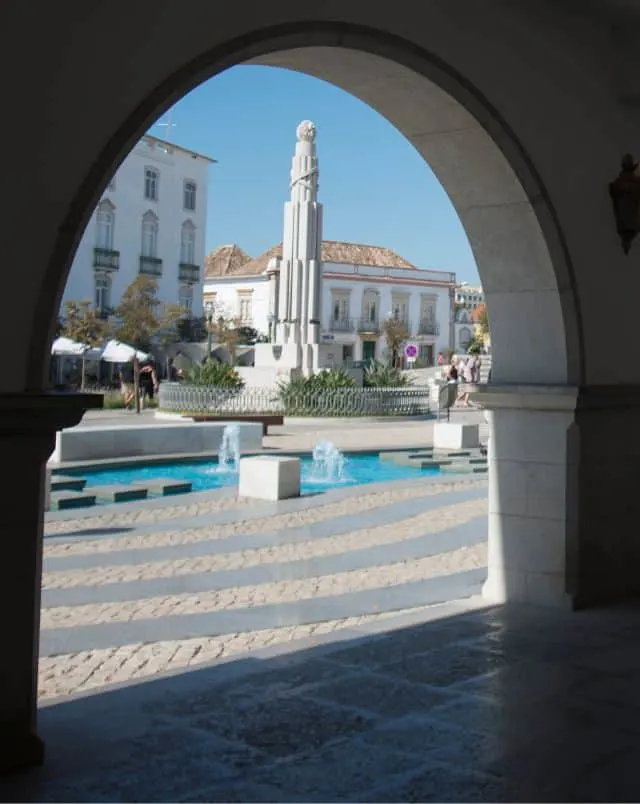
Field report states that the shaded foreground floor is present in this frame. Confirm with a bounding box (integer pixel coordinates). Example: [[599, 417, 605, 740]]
[[5, 598, 640, 802]]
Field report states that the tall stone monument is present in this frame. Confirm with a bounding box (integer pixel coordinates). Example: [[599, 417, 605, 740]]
[[255, 121, 342, 377]]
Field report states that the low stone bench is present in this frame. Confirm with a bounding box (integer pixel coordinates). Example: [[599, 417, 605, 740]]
[[191, 415, 284, 436], [238, 455, 301, 501], [49, 421, 263, 463]]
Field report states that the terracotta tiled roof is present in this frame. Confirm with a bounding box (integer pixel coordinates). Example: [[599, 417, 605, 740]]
[[237, 240, 417, 276], [203, 244, 253, 278]]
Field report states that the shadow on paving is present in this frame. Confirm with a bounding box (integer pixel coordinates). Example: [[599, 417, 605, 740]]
[[4, 602, 640, 802]]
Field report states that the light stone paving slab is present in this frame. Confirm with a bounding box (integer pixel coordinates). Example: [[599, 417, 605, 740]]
[[37, 604, 444, 700], [42, 497, 486, 591], [42, 518, 487, 609], [44, 478, 487, 558], [40, 568, 487, 656], [43, 485, 487, 573], [42, 542, 487, 629]]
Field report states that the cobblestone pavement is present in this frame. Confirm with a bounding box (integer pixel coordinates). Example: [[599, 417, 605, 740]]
[[40, 476, 489, 700]]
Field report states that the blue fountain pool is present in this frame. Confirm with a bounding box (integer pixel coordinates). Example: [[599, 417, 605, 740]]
[[74, 452, 440, 497]]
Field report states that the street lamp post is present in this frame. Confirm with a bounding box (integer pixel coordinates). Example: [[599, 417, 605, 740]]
[[205, 302, 213, 359]]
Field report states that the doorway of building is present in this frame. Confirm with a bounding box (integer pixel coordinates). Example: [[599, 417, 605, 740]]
[[362, 340, 376, 363], [420, 344, 434, 366]]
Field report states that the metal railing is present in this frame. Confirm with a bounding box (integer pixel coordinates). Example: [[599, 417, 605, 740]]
[[159, 382, 431, 417], [418, 320, 440, 336], [93, 247, 120, 270], [139, 255, 163, 276], [329, 318, 355, 332], [356, 317, 380, 333], [178, 263, 200, 283]]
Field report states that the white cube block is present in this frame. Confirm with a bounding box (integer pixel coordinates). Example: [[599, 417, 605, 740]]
[[238, 456, 301, 501], [433, 422, 480, 450]]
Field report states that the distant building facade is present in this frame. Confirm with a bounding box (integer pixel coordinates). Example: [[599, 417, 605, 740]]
[[455, 283, 484, 310], [203, 240, 456, 366], [62, 134, 215, 318]]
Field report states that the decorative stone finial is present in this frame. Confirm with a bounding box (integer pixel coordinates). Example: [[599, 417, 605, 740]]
[[296, 120, 316, 142]]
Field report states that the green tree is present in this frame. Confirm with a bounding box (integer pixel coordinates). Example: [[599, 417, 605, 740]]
[[472, 303, 489, 336], [114, 275, 160, 351], [381, 317, 409, 368], [212, 314, 241, 365], [60, 300, 108, 389]]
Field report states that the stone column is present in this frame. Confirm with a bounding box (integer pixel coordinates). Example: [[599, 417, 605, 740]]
[[0, 392, 101, 775], [474, 384, 640, 610]]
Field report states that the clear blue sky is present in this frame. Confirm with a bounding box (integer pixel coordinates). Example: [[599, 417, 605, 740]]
[[149, 65, 479, 284]]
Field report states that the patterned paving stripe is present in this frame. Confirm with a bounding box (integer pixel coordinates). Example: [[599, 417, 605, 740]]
[[40, 568, 487, 655], [44, 492, 253, 537], [37, 604, 442, 700], [42, 498, 487, 591], [41, 543, 487, 629], [43, 478, 487, 558]]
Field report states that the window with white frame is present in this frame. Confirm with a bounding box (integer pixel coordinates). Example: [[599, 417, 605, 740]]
[[144, 167, 159, 201], [178, 284, 193, 311], [363, 291, 378, 322], [180, 220, 196, 264], [332, 295, 349, 321], [95, 200, 115, 250], [141, 211, 159, 257], [183, 180, 196, 211], [94, 274, 111, 312], [238, 294, 252, 323]]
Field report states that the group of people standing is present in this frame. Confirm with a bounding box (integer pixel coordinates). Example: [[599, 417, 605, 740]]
[[438, 352, 482, 408], [118, 360, 159, 409]]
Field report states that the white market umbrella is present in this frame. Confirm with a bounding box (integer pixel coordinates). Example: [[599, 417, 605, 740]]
[[100, 339, 150, 363], [51, 336, 89, 356]]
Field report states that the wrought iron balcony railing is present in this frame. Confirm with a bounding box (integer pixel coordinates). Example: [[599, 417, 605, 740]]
[[418, 319, 440, 336], [329, 318, 355, 332], [93, 247, 120, 270], [139, 255, 163, 277], [178, 263, 200, 283], [356, 317, 380, 333]]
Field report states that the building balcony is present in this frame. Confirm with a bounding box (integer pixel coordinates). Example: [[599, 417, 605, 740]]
[[139, 255, 163, 277], [178, 263, 200, 283], [418, 320, 440, 336], [93, 247, 119, 271], [356, 317, 380, 333], [329, 318, 355, 333]]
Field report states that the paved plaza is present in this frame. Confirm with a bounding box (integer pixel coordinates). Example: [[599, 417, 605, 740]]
[[0, 413, 637, 800]]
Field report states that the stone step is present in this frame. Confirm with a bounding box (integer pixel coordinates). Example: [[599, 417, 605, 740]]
[[441, 464, 488, 474], [50, 490, 97, 510], [91, 484, 149, 503], [50, 474, 86, 492], [132, 478, 192, 496]]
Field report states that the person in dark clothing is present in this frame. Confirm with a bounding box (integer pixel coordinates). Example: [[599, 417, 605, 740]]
[[139, 361, 158, 406]]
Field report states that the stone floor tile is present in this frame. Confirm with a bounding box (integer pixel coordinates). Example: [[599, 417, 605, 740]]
[[194, 694, 377, 758], [308, 671, 456, 718], [382, 644, 508, 686]]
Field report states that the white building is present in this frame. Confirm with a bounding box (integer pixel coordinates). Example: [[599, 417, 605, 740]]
[[204, 240, 456, 366], [454, 307, 475, 352], [62, 134, 215, 318], [455, 283, 484, 310]]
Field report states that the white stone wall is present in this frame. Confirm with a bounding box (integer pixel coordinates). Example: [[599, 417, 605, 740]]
[[202, 275, 270, 333], [63, 136, 212, 316], [204, 262, 454, 361]]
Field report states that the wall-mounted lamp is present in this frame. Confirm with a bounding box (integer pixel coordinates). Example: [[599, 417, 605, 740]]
[[609, 153, 640, 255]]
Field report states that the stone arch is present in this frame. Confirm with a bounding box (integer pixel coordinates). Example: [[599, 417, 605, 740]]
[[31, 22, 582, 390]]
